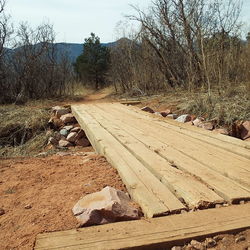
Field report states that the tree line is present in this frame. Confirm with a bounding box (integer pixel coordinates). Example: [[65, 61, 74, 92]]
[[1, 0, 250, 104], [108, 0, 250, 95], [0, 0, 73, 104]]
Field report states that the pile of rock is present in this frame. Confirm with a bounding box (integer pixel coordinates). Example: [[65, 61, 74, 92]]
[[140, 106, 250, 141], [47, 106, 91, 148]]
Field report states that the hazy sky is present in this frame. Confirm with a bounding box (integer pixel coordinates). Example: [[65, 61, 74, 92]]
[[6, 0, 250, 43]]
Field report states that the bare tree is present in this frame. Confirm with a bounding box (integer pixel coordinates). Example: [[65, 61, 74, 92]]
[[125, 0, 242, 93]]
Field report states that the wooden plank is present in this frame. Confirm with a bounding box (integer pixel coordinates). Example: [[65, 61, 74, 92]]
[[97, 104, 250, 203], [115, 103, 250, 159], [35, 203, 250, 250], [123, 103, 250, 151], [72, 105, 185, 217], [120, 100, 141, 105], [88, 104, 224, 208], [106, 103, 250, 189]]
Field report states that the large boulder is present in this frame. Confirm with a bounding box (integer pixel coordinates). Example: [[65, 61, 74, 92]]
[[240, 121, 250, 140], [60, 113, 76, 124], [72, 186, 139, 227], [175, 114, 192, 123]]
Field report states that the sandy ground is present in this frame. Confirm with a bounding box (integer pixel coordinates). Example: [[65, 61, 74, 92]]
[[0, 149, 126, 250]]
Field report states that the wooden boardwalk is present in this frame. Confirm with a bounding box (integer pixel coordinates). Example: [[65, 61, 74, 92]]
[[35, 103, 250, 249], [71, 103, 250, 217]]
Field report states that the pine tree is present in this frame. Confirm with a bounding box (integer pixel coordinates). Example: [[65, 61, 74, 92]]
[[74, 33, 110, 89]]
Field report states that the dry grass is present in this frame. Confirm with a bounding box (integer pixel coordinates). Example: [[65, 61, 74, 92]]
[[184, 84, 250, 125], [0, 104, 51, 157]]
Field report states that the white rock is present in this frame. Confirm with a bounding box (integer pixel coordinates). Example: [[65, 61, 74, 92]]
[[64, 125, 74, 131], [58, 140, 72, 147], [60, 113, 76, 124], [175, 114, 191, 123], [67, 132, 78, 143], [166, 114, 178, 119], [72, 186, 139, 227], [71, 127, 81, 132]]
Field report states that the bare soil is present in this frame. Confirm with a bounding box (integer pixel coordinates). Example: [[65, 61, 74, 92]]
[[0, 149, 126, 250], [0, 88, 249, 250]]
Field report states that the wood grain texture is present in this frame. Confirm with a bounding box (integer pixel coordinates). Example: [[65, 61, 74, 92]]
[[72, 106, 185, 218], [94, 103, 250, 203], [88, 104, 224, 208], [35, 203, 250, 250], [106, 103, 250, 189]]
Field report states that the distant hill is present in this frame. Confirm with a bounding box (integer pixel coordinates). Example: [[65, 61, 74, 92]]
[[52, 42, 116, 63], [6, 41, 117, 64]]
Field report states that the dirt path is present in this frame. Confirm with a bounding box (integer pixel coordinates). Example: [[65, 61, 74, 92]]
[[0, 149, 126, 250]]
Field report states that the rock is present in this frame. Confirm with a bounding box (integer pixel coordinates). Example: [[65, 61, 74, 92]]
[[213, 128, 229, 135], [175, 114, 192, 123], [200, 122, 214, 131], [193, 118, 204, 127], [141, 106, 154, 113], [52, 106, 64, 113], [58, 140, 73, 148], [24, 204, 32, 209], [160, 109, 172, 117], [0, 208, 5, 216], [235, 235, 246, 243], [64, 125, 74, 131], [60, 113, 76, 124], [55, 108, 70, 118], [190, 240, 204, 250], [72, 186, 139, 227], [166, 114, 178, 119], [60, 128, 69, 137], [76, 130, 86, 139], [48, 137, 58, 146], [213, 235, 224, 242], [171, 247, 182, 250], [231, 121, 243, 138], [205, 238, 217, 248], [67, 132, 78, 143], [48, 117, 64, 129], [71, 127, 81, 132], [240, 121, 250, 140], [154, 112, 162, 117], [76, 138, 91, 147]]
